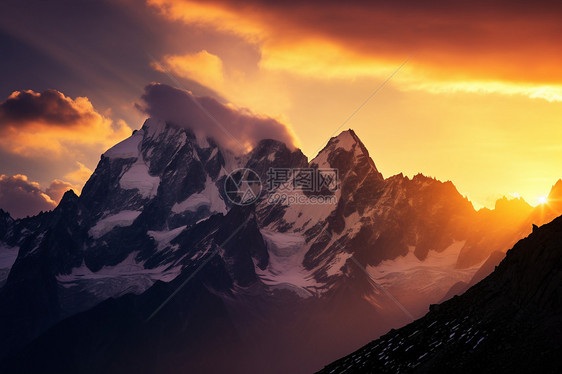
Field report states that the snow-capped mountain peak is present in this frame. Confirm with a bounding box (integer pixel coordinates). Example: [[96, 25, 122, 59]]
[[329, 129, 361, 151], [310, 130, 383, 189]]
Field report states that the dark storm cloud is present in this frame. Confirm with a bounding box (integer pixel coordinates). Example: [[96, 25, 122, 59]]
[[0, 90, 91, 126], [138, 83, 296, 151]]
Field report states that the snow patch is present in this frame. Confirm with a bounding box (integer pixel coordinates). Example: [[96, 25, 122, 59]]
[[334, 130, 357, 152], [369, 241, 469, 277], [172, 178, 226, 214], [279, 189, 339, 231], [119, 159, 160, 198], [366, 241, 480, 312], [57, 252, 179, 282], [326, 251, 352, 277], [104, 129, 143, 159], [144, 118, 168, 138], [89, 210, 142, 239], [57, 251, 181, 298], [147, 226, 187, 251], [256, 229, 320, 297]]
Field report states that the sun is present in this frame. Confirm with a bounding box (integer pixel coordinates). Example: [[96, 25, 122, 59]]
[[537, 196, 548, 205]]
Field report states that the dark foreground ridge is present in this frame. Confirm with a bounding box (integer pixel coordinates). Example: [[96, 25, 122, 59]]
[[318, 214, 562, 373]]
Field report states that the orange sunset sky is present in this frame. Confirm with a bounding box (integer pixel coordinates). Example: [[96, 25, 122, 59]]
[[0, 0, 561, 217]]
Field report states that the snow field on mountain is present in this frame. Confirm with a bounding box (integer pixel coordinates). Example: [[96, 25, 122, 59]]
[[56, 251, 182, 299], [256, 229, 319, 297], [367, 241, 480, 313], [147, 225, 187, 251], [103, 129, 144, 159], [172, 177, 227, 214], [119, 159, 160, 198], [88, 210, 142, 239]]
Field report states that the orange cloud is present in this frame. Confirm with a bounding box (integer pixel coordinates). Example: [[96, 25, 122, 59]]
[[147, 0, 265, 42], [154, 50, 295, 120], [147, 0, 562, 101], [156, 50, 226, 90], [64, 162, 93, 186], [0, 89, 131, 158]]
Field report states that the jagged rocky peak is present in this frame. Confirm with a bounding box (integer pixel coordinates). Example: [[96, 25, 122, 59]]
[[59, 189, 78, 202], [312, 129, 382, 180], [249, 138, 307, 164], [322, 130, 387, 201], [103, 118, 218, 162], [495, 195, 532, 210], [245, 138, 308, 182], [79, 117, 230, 232], [493, 196, 533, 219], [0, 209, 12, 227], [51, 190, 80, 219], [141, 116, 167, 134], [548, 179, 562, 201], [375, 172, 472, 213], [0, 209, 13, 239], [324, 129, 368, 154], [102, 118, 166, 160], [0, 209, 11, 220]]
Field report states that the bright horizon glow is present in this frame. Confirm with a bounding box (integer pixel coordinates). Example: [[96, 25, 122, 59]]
[[538, 196, 548, 205]]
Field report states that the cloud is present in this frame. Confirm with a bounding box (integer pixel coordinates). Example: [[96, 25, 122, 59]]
[[64, 162, 93, 186], [406, 80, 562, 103], [148, 0, 562, 101], [0, 89, 95, 125], [0, 174, 57, 219], [0, 174, 79, 219], [138, 83, 297, 151], [155, 50, 226, 90], [0, 89, 132, 157], [153, 50, 295, 123], [45, 179, 76, 203]]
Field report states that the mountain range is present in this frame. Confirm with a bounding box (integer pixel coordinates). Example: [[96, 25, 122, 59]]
[[0, 118, 560, 373]]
